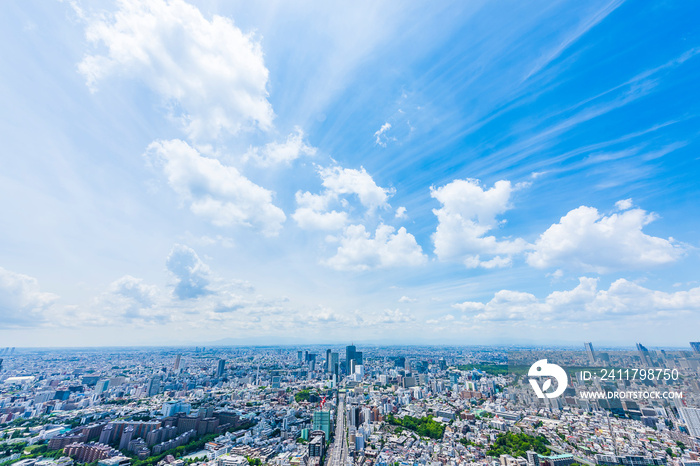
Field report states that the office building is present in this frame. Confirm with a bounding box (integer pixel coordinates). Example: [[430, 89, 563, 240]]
[[308, 431, 325, 458], [216, 359, 226, 378], [330, 352, 339, 378], [637, 343, 652, 366], [680, 407, 700, 438], [147, 377, 161, 397], [585, 342, 596, 364], [312, 410, 331, 438], [95, 380, 110, 395], [346, 345, 356, 373], [691, 342, 700, 354], [173, 354, 181, 371]]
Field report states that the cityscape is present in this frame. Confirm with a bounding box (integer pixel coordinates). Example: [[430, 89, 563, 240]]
[[1, 343, 700, 466], [1, 3, 700, 466]]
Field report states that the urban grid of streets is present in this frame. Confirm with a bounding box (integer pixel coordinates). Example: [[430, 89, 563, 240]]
[[0, 344, 699, 466]]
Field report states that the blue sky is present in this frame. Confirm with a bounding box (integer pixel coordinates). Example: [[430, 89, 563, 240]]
[[1, 0, 699, 347]]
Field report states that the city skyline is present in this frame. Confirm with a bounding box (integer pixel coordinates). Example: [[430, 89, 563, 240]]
[[1, 0, 700, 346]]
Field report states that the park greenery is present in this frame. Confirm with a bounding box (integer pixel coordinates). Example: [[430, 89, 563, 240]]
[[486, 432, 550, 458], [294, 390, 319, 403], [386, 414, 445, 440]]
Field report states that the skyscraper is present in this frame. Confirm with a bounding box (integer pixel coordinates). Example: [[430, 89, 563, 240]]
[[173, 354, 181, 371], [680, 407, 700, 437], [584, 342, 596, 364], [312, 410, 331, 438], [147, 376, 161, 397], [346, 345, 356, 373], [690, 342, 700, 354], [330, 352, 339, 378], [216, 359, 226, 378], [326, 349, 332, 372], [636, 343, 652, 366]]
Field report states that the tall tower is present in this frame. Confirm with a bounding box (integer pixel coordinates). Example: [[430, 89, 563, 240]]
[[636, 343, 652, 366], [690, 342, 700, 354], [346, 345, 356, 374], [173, 354, 181, 371], [584, 342, 596, 364], [216, 359, 226, 378]]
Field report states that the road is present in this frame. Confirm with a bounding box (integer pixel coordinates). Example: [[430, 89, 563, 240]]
[[328, 393, 349, 466]]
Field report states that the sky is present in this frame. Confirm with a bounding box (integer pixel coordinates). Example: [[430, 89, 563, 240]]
[[1, 0, 699, 348]]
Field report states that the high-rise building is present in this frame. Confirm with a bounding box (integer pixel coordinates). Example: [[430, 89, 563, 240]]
[[298, 351, 303, 361], [636, 343, 652, 366], [312, 410, 331, 438], [680, 407, 700, 438], [584, 342, 596, 364], [216, 359, 226, 378], [330, 352, 339, 378], [95, 380, 110, 395], [691, 342, 700, 354], [326, 349, 332, 372], [147, 376, 161, 397], [355, 351, 363, 365], [346, 345, 356, 373], [308, 431, 326, 458], [173, 354, 181, 371]]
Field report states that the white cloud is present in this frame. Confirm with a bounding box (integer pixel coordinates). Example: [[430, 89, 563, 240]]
[[399, 296, 417, 303], [453, 277, 700, 322], [325, 224, 427, 271], [146, 139, 286, 235], [166, 244, 212, 300], [615, 198, 633, 210], [320, 166, 394, 211], [109, 275, 158, 307], [431, 179, 529, 267], [93, 275, 166, 323], [0, 267, 58, 327], [463, 255, 512, 269], [245, 127, 316, 166], [527, 205, 684, 272], [395, 206, 407, 219], [374, 122, 395, 147], [292, 165, 394, 231], [292, 191, 348, 230], [78, 0, 273, 140]]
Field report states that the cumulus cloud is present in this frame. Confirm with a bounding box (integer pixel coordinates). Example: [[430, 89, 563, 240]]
[[146, 139, 286, 235], [395, 206, 407, 219], [166, 244, 212, 300], [320, 166, 394, 211], [292, 191, 348, 230], [527, 205, 684, 272], [0, 267, 57, 327], [453, 277, 700, 322], [292, 165, 394, 231], [399, 296, 417, 303], [245, 127, 316, 166], [431, 179, 529, 268], [325, 224, 427, 271], [93, 275, 167, 323], [78, 0, 273, 140], [615, 198, 634, 210]]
